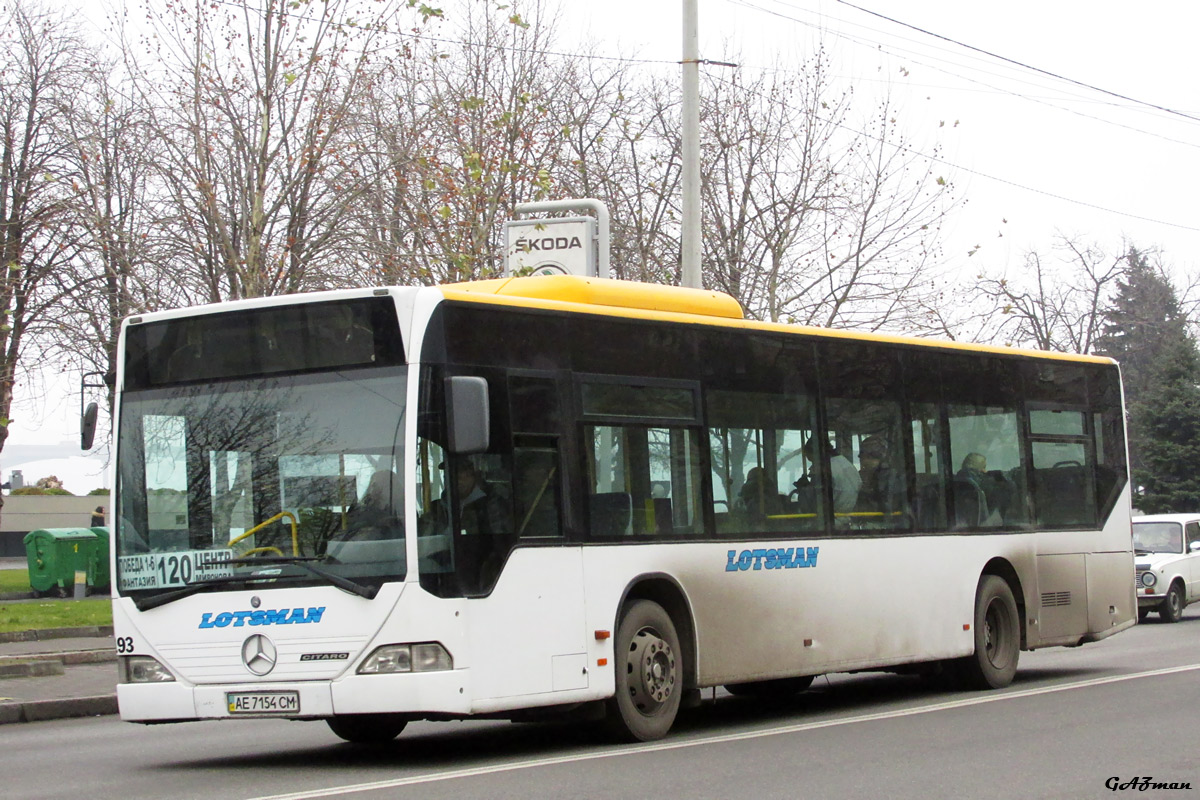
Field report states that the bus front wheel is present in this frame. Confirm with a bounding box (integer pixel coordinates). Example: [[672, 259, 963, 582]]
[[605, 599, 682, 742], [327, 714, 407, 744], [960, 575, 1020, 690]]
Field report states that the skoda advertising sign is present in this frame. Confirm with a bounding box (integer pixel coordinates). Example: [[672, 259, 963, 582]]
[[504, 216, 597, 277]]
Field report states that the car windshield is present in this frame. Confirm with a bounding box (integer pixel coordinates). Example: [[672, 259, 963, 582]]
[[1133, 522, 1184, 554], [115, 367, 408, 600]]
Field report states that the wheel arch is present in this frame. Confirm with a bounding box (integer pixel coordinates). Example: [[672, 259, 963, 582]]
[[980, 557, 1027, 649], [615, 573, 698, 692]]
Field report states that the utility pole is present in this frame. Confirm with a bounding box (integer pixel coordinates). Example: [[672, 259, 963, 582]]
[[681, 0, 702, 289]]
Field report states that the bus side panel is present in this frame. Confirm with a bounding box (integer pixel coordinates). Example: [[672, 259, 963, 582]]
[[465, 547, 592, 706], [1028, 481, 1135, 648], [1085, 551, 1137, 641], [582, 537, 1033, 689]]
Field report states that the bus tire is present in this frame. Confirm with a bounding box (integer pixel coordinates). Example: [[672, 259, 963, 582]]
[[1159, 582, 1185, 623], [326, 714, 407, 744], [605, 599, 682, 742], [724, 675, 814, 698], [959, 575, 1020, 690]]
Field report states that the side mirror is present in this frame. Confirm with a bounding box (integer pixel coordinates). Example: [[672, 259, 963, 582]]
[[446, 376, 490, 454], [1190, 540, 1200, 553], [81, 402, 99, 451], [80, 400, 99, 450]]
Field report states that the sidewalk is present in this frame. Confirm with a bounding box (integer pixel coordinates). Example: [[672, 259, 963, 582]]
[[0, 627, 117, 724]]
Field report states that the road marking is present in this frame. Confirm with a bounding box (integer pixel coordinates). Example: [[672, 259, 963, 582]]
[[247, 662, 1200, 800]]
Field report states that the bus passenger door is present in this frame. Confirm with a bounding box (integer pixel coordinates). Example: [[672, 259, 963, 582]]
[[469, 434, 590, 701]]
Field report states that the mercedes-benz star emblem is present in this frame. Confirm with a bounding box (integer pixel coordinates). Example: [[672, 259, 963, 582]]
[[241, 634, 277, 676]]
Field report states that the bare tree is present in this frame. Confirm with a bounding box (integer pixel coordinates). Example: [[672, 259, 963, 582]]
[[556, 67, 682, 284], [129, 0, 416, 301], [349, 1, 572, 285], [52, 68, 167, 425], [696, 57, 955, 329], [971, 234, 1126, 353], [0, 1, 97, 502]]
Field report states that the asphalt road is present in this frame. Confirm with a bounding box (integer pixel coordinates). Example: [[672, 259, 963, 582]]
[[6, 607, 1200, 800]]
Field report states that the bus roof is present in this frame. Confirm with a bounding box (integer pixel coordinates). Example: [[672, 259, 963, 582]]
[[439, 275, 1116, 366]]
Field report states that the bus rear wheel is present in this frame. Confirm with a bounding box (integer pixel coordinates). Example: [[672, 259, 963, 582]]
[[959, 575, 1020, 690], [724, 676, 814, 698], [327, 714, 407, 744], [605, 599, 682, 742]]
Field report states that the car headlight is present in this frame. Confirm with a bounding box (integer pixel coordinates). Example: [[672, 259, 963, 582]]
[[358, 643, 453, 674], [119, 655, 176, 683], [1141, 572, 1158, 588]]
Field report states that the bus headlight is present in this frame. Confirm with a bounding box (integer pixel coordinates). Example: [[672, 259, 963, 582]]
[[119, 655, 176, 683], [1141, 572, 1157, 588], [358, 643, 453, 674]]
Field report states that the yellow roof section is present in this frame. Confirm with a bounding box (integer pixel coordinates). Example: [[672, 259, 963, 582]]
[[441, 275, 744, 320], [438, 275, 1114, 366]]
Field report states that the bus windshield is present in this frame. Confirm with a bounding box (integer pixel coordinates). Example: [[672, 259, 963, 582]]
[[114, 366, 408, 601]]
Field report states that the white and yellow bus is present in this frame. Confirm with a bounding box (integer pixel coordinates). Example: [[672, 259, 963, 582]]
[[110, 275, 1135, 743]]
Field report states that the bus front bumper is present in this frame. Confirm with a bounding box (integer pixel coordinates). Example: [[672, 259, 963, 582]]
[[117, 669, 472, 722]]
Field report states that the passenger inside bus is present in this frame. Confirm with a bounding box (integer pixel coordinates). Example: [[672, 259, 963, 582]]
[[738, 466, 784, 520], [803, 438, 860, 514], [953, 452, 992, 527], [856, 435, 904, 516]]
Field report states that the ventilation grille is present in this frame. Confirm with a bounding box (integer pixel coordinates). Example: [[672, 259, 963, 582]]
[[1041, 591, 1072, 608]]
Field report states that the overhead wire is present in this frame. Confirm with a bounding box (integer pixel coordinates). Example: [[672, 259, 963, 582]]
[[706, 70, 1200, 234], [723, 0, 1200, 152], [832, 0, 1200, 124]]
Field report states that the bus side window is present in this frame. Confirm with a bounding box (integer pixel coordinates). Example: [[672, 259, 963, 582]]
[[705, 389, 821, 536], [513, 444, 562, 538], [584, 424, 701, 538]]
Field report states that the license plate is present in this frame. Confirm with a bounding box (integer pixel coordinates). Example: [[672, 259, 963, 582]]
[[227, 691, 300, 714]]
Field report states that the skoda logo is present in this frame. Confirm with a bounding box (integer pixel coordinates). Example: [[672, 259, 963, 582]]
[[241, 634, 277, 676]]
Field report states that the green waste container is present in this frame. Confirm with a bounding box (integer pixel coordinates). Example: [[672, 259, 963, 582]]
[[88, 527, 111, 593], [23, 528, 102, 598]]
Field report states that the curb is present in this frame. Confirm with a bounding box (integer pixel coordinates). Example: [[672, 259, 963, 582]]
[[0, 626, 114, 644], [0, 694, 117, 724], [0, 650, 117, 675]]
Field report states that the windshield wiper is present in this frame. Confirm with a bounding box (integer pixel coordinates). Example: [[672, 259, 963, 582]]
[[213, 556, 378, 600], [134, 574, 263, 611]]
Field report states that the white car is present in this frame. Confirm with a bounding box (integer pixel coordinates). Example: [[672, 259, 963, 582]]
[[1133, 514, 1200, 623]]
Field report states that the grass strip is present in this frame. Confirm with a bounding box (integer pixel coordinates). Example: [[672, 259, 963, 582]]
[[0, 599, 112, 633]]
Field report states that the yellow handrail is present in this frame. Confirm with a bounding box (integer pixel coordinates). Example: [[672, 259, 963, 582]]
[[229, 511, 299, 556], [240, 546, 284, 558]]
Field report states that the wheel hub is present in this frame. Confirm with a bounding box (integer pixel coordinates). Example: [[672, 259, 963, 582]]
[[627, 627, 676, 712]]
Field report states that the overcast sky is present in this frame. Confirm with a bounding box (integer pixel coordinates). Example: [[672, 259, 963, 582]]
[[567, 0, 1200, 272], [8, 0, 1199, 470]]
